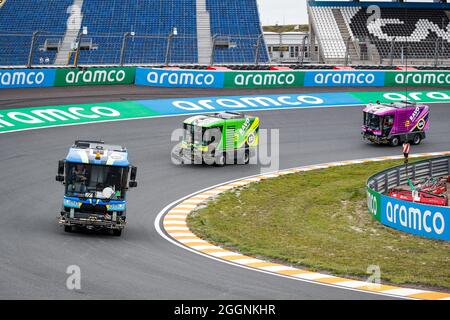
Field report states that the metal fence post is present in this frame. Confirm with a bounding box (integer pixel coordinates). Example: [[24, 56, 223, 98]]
[[345, 36, 351, 66], [165, 32, 173, 66], [120, 32, 130, 66], [27, 31, 40, 68], [254, 34, 262, 66], [73, 30, 83, 67], [389, 37, 395, 66], [447, 158, 450, 176], [434, 38, 439, 67], [299, 35, 308, 65], [210, 34, 217, 66]]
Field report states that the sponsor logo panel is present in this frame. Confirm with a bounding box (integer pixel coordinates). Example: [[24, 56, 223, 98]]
[[380, 195, 450, 241], [367, 187, 382, 222], [135, 68, 224, 88], [385, 71, 450, 86], [0, 101, 156, 133], [304, 71, 385, 87], [0, 69, 56, 89], [351, 90, 450, 104], [54, 67, 135, 86], [137, 92, 362, 115], [223, 71, 305, 88]]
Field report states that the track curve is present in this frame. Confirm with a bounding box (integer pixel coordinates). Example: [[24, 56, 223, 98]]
[[1, 87, 449, 299]]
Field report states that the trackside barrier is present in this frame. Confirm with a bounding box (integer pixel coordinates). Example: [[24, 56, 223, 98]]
[[54, 67, 135, 86], [3, 68, 450, 89], [135, 67, 224, 88], [0, 68, 56, 89], [134, 69, 450, 89], [0, 67, 135, 89], [367, 156, 450, 241]]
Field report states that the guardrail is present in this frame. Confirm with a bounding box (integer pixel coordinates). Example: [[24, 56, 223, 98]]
[[367, 156, 450, 241]]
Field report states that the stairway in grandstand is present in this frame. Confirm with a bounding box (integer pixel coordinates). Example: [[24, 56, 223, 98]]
[[54, 0, 84, 66], [331, 8, 358, 63], [308, 5, 347, 63], [196, 0, 212, 64]]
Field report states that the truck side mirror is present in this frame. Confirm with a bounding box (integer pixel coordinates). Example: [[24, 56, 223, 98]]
[[56, 160, 65, 182], [129, 181, 138, 188], [130, 166, 137, 181], [129, 166, 137, 188], [58, 160, 65, 175]]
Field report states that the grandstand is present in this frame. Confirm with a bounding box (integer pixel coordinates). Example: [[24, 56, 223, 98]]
[[308, 0, 450, 65], [0, 0, 269, 66]]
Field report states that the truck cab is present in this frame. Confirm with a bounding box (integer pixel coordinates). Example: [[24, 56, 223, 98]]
[[174, 111, 259, 166], [362, 101, 429, 146], [56, 140, 137, 236]]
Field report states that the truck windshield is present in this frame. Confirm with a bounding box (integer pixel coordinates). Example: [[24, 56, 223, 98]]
[[184, 124, 193, 143], [65, 163, 128, 200], [364, 112, 381, 130], [183, 124, 222, 146]]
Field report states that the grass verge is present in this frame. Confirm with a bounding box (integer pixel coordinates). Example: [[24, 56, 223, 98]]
[[188, 158, 450, 291]]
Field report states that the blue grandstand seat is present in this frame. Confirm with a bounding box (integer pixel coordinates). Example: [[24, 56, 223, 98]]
[[0, 0, 73, 66], [207, 0, 269, 63], [0, 0, 268, 66]]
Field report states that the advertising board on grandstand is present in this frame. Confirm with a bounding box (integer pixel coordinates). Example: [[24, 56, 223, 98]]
[[0, 69, 56, 89], [135, 68, 224, 88]]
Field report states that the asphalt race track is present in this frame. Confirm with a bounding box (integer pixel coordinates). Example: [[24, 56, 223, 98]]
[[1, 86, 449, 299]]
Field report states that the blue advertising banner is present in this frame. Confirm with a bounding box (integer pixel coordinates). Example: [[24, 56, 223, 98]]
[[135, 68, 225, 88], [0, 69, 56, 89], [304, 71, 385, 87], [380, 194, 450, 241]]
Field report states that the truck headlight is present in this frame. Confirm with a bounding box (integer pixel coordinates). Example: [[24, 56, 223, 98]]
[[64, 199, 81, 208], [107, 203, 126, 212]]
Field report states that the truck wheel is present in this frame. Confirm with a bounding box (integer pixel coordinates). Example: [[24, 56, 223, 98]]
[[215, 152, 226, 167], [390, 137, 400, 147], [412, 134, 422, 145], [112, 229, 122, 237], [64, 225, 73, 233], [243, 148, 250, 165]]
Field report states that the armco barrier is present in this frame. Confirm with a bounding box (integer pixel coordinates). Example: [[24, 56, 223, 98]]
[[135, 67, 224, 88], [54, 67, 135, 86], [0, 68, 56, 89], [367, 156, 450, 241]]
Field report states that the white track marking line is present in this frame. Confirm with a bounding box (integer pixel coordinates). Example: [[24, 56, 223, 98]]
[[381, 288, 428, 296], [208, 251, 242, 257], [292, 273, 332, 280]]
